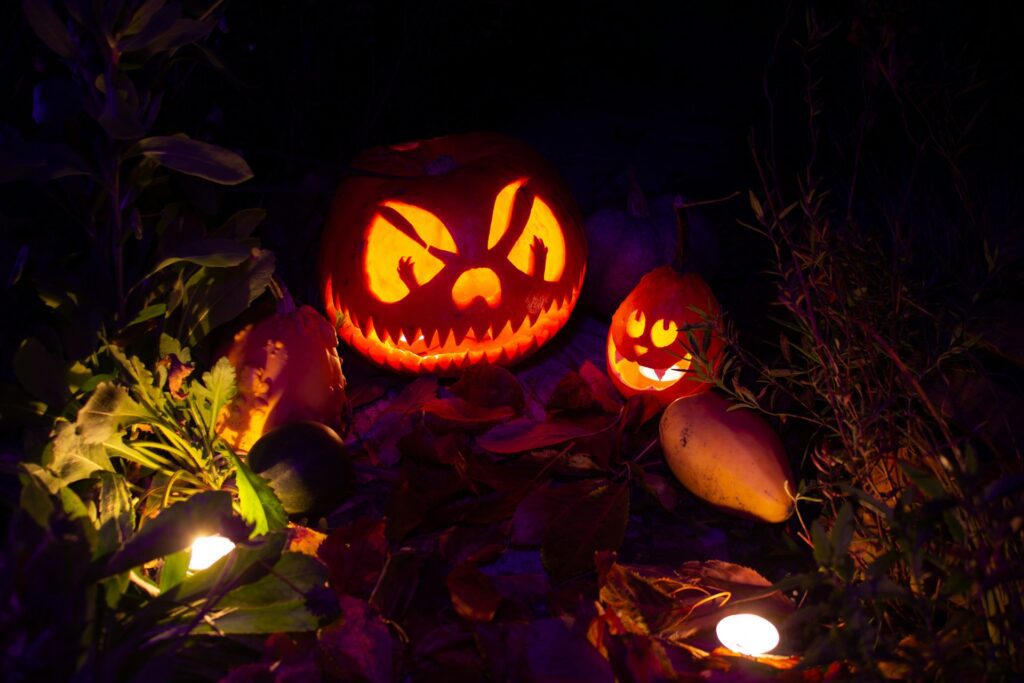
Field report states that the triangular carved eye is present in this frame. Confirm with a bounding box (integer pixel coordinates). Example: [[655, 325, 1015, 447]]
[[488, 180, 566, 282], [364, 201, 457, 303]]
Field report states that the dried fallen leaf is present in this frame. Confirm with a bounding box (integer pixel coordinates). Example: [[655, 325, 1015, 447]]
[[318, 518, 388, 600], [318, 596, 396, 683], [478, 413, 616, 454], [541, 482, 630, 582], [446, 562, 503, 622]]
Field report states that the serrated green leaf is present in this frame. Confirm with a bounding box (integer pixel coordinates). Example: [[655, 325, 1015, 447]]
[[94, 472, 135, 557], [159, 333, 192, 363], [77, 382, 151, 443], [108, 346, 165, 412], [226, 451, 287, 537], [26, 421, 114, 493], [191, 357, 236, 439]]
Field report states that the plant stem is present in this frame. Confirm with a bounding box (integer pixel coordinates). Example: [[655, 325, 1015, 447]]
[[109, 138, 125, 324]]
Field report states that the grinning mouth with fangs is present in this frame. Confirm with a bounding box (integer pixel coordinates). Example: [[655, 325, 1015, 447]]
[[607, 336, 693, 391], [333, 286, 579, 374]]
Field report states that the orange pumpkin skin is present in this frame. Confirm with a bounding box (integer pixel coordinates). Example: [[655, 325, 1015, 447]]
[[319, 132, 586, 375], [606, 266, 723, 405], [217, 305, 347, 452]]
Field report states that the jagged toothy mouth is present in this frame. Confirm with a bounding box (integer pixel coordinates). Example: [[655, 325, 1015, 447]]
[[607, 337, 692, 390], [333, 286, 580, 374]]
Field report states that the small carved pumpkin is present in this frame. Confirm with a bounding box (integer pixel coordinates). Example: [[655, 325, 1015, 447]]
[[216, 305, 347, 452], [319, 132, 586, 374], [606, 266, 722, 404]]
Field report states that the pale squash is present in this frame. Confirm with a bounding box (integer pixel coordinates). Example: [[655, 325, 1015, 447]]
[[659, 393, 794, 522]]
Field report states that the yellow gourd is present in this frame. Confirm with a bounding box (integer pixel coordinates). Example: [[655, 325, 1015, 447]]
[[659, 393, 794, 522]]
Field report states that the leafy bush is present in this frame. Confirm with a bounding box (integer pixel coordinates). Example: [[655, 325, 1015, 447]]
[[713, 8, 1024, 678]]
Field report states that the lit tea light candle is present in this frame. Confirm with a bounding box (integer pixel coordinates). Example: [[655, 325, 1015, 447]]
[[188, 535, 236, 571], [716, 613, 780, 656]]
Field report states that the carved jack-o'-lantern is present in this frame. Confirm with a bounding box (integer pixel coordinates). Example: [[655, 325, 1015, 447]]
[[320, 133, 586, 374], [607, 266, 723, 404]]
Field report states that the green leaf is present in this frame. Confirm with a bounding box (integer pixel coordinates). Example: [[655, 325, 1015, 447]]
[[136, 134, 253, 185], [124, 0, 169, 37], [18, 471, 55, 527], [227, 451, 287, 537], [191, 552, 330, 634], [180, 249, 275, 346], [25, 421, 114, 493], [830, 502, 854, 563], [159, 549, 190, 593], [159, 333, 192, 363], [144, 18, 215, 54], [191, 357, 237, 439], [811, 519, 832, 568], [21, 0, 74, 58], [127, 303, 167, 327], [181, 533, 286, 597], [100, 490, 235, 578], [94, 472, 135, 557], [108, 346, 164, 411], [77, 382, 151, 443], [216, 208, 266, 238], [146, 238, 256, 278], [899, 461, 946, 499], [749, 190, 765, 221]]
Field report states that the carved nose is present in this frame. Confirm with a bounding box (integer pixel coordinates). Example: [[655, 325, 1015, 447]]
[[452, 267, 502, 310], [633, 344, 649, 356]]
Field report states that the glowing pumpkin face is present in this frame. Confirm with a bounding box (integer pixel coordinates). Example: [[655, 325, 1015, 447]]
[[320, 133, 586, 374], [607, 266, 723, 404]]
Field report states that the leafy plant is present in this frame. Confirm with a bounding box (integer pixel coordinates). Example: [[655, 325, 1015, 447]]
[[3, 483, 332, 681], [710, 7, 1024, 678]]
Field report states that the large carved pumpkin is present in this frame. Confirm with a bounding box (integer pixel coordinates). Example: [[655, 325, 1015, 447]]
[[320, 133, 586, 374], [607, 266, 723, 405]]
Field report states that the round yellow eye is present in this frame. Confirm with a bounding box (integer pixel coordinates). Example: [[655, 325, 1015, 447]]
[[650, 319, 678, 348], [626, 310, 646, 338]]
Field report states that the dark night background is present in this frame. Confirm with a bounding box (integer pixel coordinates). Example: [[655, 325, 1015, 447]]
[[1, 1, 1023, 679], [4, 0, 1022, 329]]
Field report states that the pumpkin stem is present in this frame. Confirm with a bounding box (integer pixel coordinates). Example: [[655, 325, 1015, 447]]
[[672, 195, 689, 272], [626, 167, 650, 219]]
